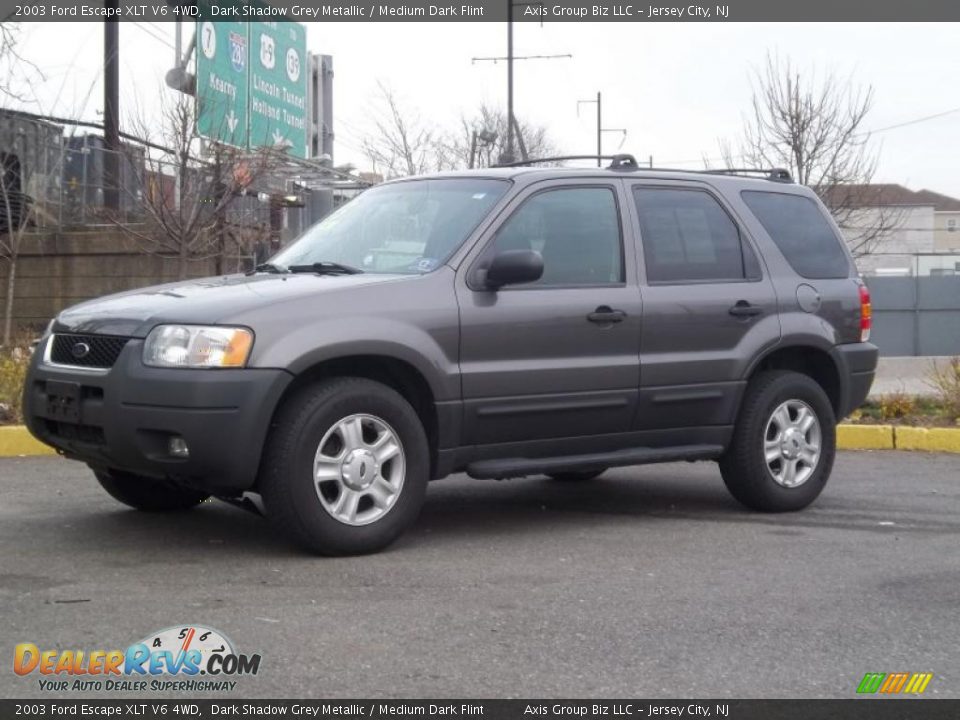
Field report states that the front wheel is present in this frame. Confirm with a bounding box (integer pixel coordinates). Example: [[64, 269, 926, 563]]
[[720, 370, 836, 512], [94, 469, 209, 512], [259, 377, 429, 556]]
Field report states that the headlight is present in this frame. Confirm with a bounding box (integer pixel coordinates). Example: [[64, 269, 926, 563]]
[[143, 325, 254, 369]]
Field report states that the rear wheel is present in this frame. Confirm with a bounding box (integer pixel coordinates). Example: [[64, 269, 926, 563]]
[[259, 377, 429, 556], [720, 370, 836, 512], [547, 469, 606, 482], [94, 469, 209, 512]]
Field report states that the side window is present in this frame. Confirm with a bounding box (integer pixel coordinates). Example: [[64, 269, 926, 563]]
[[741, 191, 850, 279], [633, 188, 756, 283], [492, 187, 623, 286]]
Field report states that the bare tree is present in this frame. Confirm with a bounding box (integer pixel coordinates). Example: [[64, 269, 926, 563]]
[[361, 82, 447, 178], [0, 23, 45, 345], [0, 150, 31, 345], [361, 84, 558, 177], [118, 95, 280, 279], [722, 54, 901, 257], [0, 23, 42, 105], [449, 103, 558, 169]]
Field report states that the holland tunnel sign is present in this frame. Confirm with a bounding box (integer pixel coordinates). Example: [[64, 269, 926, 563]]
[[196, 19, 308, 158]]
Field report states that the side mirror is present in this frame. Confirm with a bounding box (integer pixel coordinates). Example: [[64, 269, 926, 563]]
[[484, 249, 544, 289]]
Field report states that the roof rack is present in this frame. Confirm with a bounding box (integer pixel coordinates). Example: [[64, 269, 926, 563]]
[[492, 155, 794, 183], [702, 168, 794, 183], [493, 154, 640, 170]]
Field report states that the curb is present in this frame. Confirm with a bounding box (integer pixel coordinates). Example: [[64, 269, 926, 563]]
[[836, 424, 960, 453], [0, 426, 57, 457], [0, 424, 957, 457]]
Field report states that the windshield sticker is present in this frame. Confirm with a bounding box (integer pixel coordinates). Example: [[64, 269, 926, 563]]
[[414, 257, 440, 272], [472, 193, 487, 199]]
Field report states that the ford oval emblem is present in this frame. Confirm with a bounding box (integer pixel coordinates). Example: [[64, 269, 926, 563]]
[[71, 342, 91, 359]]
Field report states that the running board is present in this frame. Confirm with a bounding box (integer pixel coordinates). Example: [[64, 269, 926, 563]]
[[466, 444, 724, 480]]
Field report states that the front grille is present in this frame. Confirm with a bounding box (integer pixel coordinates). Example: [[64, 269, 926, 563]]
[[43, 419, 106, 446], [50, 334, 130, 369]]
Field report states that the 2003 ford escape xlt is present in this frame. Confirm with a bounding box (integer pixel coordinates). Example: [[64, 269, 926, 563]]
[[24, 155, 878, 555]]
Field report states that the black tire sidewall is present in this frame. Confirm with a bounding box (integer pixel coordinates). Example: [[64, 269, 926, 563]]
[[722, 371, 836, 512], [264, 379, 429, 555]]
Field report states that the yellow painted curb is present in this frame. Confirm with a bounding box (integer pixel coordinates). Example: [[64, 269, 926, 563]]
[[836, 424, 895, 450], [895, 426, 960, 453], [0, 426, 57, 456]]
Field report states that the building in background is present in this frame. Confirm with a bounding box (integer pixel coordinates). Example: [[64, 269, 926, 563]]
[[825, 183, 960, 276]]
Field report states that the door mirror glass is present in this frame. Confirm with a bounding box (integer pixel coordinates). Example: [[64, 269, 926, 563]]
[[484, 249, 544, 289]]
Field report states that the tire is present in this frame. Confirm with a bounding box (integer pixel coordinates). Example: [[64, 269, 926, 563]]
[[94, 469, 209, 512], [259, 377, 429, 556], [719, 370, 836, 512], [547, 469, 606, 482]]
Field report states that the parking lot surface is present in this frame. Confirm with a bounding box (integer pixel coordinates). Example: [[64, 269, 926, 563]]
[[1, 451, 958, 699]]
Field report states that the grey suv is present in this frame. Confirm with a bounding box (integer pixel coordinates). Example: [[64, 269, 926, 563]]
[[24, 155, 878, 555]]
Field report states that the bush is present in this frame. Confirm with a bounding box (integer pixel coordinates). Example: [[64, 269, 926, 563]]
[[0, 345, 31, 424], [927, 357, 960, 421], [877, 391, 916, 421]]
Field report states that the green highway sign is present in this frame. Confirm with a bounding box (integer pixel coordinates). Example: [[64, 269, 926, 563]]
[[195, 20, 308, 158], [248, 21, 308, 157]]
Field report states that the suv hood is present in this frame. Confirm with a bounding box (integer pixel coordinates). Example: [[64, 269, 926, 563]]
[[53, 272, 409, 337]]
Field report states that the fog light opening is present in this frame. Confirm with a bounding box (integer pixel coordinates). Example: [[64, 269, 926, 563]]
[[168, 436, 190, 459]]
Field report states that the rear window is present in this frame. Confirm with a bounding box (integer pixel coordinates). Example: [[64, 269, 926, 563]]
[[741, 191, 850, 279]]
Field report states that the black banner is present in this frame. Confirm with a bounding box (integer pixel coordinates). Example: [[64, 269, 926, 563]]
[[2, 700, 960, 720], [4, 0, 960, 22]]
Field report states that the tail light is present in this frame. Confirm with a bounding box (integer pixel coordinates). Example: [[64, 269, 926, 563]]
[[859, 284, 872, 342]]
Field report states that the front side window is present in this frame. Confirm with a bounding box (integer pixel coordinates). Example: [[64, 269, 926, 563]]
[[491, 187, 623, 286], [633, 187, 754, 283], [741, 190, 850, 279], [272, 178, 509, 274]]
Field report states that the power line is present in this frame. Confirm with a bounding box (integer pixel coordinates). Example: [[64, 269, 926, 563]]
[[865, 106, 960, 135], [132, 22, 174, 50]]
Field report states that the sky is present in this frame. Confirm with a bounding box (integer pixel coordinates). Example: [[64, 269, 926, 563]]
[[8, 21, 960, 198]]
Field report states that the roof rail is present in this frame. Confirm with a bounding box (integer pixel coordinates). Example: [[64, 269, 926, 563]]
[[702, 167, 794, 183], [493, 154, 639, 170], [491, 155, 794, 183]]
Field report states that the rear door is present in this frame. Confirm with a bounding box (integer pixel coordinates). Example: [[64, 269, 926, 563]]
[[626, 181, 781, 430]]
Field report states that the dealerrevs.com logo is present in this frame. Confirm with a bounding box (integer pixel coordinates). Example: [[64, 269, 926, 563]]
[[14, 625, 261, 693]]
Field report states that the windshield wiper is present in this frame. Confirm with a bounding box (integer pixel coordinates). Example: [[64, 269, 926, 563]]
[[287, 261, 364, 276], [248, 262, 288, 275]]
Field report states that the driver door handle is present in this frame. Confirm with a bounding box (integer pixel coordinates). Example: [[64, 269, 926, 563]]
[[587, 306, 627, 324]]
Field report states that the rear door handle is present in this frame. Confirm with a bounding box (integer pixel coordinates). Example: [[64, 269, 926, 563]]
[[729, 301, 764, 318], [587, 306, 627, 324]]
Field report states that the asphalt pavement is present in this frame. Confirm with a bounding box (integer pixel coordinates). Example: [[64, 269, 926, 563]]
[[1, 451, 958, 699]]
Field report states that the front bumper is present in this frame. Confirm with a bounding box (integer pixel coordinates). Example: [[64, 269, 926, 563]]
[[24, 336, 293, 493]]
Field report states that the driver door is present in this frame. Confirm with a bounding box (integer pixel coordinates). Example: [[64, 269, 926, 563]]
[[456, 180, 642, 446]]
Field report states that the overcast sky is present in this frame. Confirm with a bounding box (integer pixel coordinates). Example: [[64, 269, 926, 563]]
[[10, 21, 960, 197]]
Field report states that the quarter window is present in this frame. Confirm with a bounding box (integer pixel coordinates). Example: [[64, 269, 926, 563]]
[[633, 188, 754, 283], [492, 187, 623, 286], [741, 190, 850, 279]]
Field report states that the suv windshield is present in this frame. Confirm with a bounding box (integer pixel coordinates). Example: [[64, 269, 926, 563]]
[[271, 178, 509, 275]]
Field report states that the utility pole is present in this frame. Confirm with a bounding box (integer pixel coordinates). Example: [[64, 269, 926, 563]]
[[473, 1, 570, 165], [578, 91, 628, 165], [103, 0, 120, 211], [578, 92, 602, 166], [505, 0, 514, 164]]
